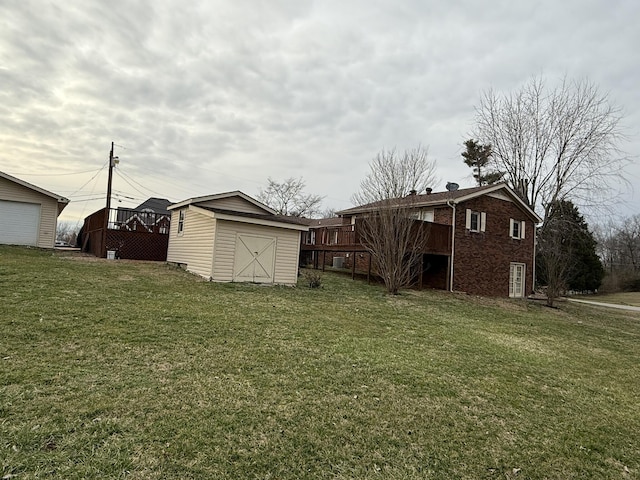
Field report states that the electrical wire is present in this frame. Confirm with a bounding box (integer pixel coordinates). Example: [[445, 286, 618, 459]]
[[116, 168, 169, 198], [67, 196, 106, 203], [67, 162, 108, 197], [5, 167, 105, 177], [114, 169, 152, 198]]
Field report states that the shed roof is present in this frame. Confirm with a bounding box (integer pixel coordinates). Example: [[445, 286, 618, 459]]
[[193, 206, 309, 231], [168, 190, 275, 214]]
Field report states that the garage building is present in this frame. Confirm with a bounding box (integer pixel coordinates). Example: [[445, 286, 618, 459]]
[[0, 171, 69, 248]]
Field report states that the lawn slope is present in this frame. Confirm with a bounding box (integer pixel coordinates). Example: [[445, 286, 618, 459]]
[[1, 246, 639, 479]]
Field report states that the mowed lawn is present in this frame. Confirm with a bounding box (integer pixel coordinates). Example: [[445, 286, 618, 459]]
[[1, 246, 639, 479], [579, 292, 640, 308]]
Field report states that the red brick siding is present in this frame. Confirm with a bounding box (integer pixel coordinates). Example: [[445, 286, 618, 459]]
[[434, 206, 453, 225], [453, 195, 535, 297]]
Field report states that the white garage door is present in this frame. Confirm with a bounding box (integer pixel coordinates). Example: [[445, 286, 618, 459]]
[[233, 234, 276, 283], [0, 200, 40, 246]]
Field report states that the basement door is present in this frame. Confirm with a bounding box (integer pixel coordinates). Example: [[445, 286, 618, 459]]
[[509, 263, 526, 298], [233, 234, 276, 283]]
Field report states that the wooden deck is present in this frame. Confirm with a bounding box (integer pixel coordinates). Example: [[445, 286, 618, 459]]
[[300, 220, 451, 255]]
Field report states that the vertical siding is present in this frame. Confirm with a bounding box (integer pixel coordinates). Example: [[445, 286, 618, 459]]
[[166, 207, 215, 278], [213, 220, 301, 285], [0, 177, 59, 248], [197, 197, 268, 214]]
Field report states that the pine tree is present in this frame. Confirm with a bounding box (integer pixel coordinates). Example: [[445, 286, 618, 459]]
[[461, 139, 502, 186], [536, 200, 604, 304]]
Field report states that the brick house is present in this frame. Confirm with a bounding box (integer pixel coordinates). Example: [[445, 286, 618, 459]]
[[300, 183, 542, 298]]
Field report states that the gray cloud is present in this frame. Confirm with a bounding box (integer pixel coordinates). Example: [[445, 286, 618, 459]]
[[1, 0, 638, 222]]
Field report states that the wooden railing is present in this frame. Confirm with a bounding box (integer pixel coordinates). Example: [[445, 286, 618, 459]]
[[79, 207, 170, 260], [301, 220, 451, 255]]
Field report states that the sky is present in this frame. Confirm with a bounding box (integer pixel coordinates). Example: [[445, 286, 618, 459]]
[[1, 0, 639, 226]]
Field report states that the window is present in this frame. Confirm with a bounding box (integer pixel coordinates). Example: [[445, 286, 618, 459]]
[[465, 209, 486, 232], [412, 209, 434, 222], [510, 219, 526, 239], [177, 210, 185, 235], [470, 211, 479, 231]]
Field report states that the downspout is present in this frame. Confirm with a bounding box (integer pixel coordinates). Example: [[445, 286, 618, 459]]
[[447, 199, 456, 292], [532, 222, 537, 295]]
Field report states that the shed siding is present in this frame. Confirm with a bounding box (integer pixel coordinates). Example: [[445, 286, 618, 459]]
[[213, 220, 301, 285], [197, 197, 268, 214], [166, 207, 215, 278], [0, 176, 59, 248]]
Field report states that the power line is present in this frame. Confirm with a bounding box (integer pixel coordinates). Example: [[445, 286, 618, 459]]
[[5, 167, 105, 177], [116, 168, 168, 198], [67, 196, 106, 203], [114, 169, 152, 198], [67, 162, 108, 197]]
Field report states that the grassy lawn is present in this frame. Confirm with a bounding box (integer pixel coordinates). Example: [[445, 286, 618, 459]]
[[1, 246, 639, 479], [575, 292, 640, 307]]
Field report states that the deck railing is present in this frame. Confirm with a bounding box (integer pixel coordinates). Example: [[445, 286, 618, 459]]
[[80, 207, 170, 260], [301, 220, 451, 255]]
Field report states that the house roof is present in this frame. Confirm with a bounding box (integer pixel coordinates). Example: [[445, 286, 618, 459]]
[[304, 217, 346, 227], [135, 197, 171, 214], [0, 170, 70, 205], [337, 182, 543, 223], [168, 190, 276, 214]]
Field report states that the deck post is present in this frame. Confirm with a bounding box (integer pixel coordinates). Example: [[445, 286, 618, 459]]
[[419, 254, 424, 289], [322, 250, 326, 272], [352, 250, 356, 279], [367, 252, 372, 284]]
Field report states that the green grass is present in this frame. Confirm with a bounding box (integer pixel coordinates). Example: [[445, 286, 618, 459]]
[[576, 292, 640, 307], [1, 245, 639, 479]]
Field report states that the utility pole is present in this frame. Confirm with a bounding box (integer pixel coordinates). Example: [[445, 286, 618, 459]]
[[102, 142, 119, 257], [106, 142, 115, 213]]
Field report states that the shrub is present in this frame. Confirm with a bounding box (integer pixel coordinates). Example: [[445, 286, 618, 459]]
[[302, 269, 323, 289]]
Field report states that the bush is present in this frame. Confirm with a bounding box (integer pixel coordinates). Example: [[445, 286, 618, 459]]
[[622, 275, 640, 292], [302, 269, 323, 289]]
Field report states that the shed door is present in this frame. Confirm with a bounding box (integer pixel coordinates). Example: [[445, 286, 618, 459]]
[[233, 234, 276, 283], [0, 200, 40, 246]]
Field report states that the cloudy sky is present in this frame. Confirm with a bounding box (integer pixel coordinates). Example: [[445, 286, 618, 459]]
[[1, 0, 639, 224]]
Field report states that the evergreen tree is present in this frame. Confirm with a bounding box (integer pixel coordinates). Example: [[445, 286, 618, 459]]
[[461, 139, 502, 186], [536, 200, 604, 303]]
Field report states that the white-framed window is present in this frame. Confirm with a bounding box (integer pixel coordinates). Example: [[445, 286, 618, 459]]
[[412, 209, 434, 222], [509, 262, 526, 298], [465, 209, 486, 232], [510, 219, 526, 239], [177, 209, 185, 235]]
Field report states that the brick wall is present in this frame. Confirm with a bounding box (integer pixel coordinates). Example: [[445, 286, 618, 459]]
[[452, 195, 535, 297]]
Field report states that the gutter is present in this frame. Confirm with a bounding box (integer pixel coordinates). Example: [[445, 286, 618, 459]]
[[447, 199, 456, 292]]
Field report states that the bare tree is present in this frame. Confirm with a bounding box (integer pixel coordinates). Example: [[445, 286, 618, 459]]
[[56, 221, 79, 246], [473, 76, 627, 218], [257, 177, 324, 218], [592, 220, 620, 273], [352, 146, 438, 294]]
